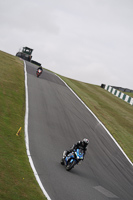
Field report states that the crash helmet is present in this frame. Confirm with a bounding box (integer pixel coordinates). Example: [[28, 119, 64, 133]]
[[82, 138, 89, 146]]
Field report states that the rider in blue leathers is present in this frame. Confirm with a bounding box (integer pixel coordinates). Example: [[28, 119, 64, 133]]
[[61, 138, 89, 165]]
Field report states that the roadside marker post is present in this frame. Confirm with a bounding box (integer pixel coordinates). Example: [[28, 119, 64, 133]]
[[16, 127, 22, 136]]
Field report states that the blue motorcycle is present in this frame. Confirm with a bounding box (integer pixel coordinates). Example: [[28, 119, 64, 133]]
[[61, 149, 84, 171]]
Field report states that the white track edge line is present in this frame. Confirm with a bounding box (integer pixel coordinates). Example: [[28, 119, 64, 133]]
[[24, 61, 52, 200], [56, 74, 133, 167]]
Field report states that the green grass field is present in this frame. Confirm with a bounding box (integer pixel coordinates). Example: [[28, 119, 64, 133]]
[[0, 50, 46, 200], [0, 50, 133, 200]]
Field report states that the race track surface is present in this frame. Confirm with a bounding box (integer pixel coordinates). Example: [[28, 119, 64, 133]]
[[26, 61, 133, 200]]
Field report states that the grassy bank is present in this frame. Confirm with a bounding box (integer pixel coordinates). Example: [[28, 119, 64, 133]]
[[0, 50, 46, 200], [58, 75, 133, 163]]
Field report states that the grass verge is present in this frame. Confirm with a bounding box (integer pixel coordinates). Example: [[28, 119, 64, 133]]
[[0, 50, 47, 200]]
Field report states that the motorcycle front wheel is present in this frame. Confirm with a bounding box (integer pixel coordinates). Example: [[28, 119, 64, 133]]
[[66, 160, 77, 171], [36, 73, 40, 77]]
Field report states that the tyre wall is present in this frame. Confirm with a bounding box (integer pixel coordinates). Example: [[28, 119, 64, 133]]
[[103, 85, 133, 106]]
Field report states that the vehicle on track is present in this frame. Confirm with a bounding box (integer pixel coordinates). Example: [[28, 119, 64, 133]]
[[36, 69, 42, 77], [61, 149, 84, 171], [16, 47, 33, 62]]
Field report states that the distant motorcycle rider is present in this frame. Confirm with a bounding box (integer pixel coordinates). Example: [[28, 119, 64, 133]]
[[36, 66, 43, 73], [61, 138, 89, 165], [36, 66, 43, 77]]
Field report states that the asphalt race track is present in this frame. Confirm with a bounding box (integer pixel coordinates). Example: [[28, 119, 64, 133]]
[[26, 61, 133, 200]]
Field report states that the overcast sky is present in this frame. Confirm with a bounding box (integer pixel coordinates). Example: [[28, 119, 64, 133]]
[[0, 0, 133, 89]]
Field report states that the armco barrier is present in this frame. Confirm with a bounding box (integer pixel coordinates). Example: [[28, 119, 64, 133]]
[[104, 85, 133, 106]]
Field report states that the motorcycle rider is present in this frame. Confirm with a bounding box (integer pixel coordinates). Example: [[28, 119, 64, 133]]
[[61, 138, 89, 165], [36, 65, 43, 74]]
